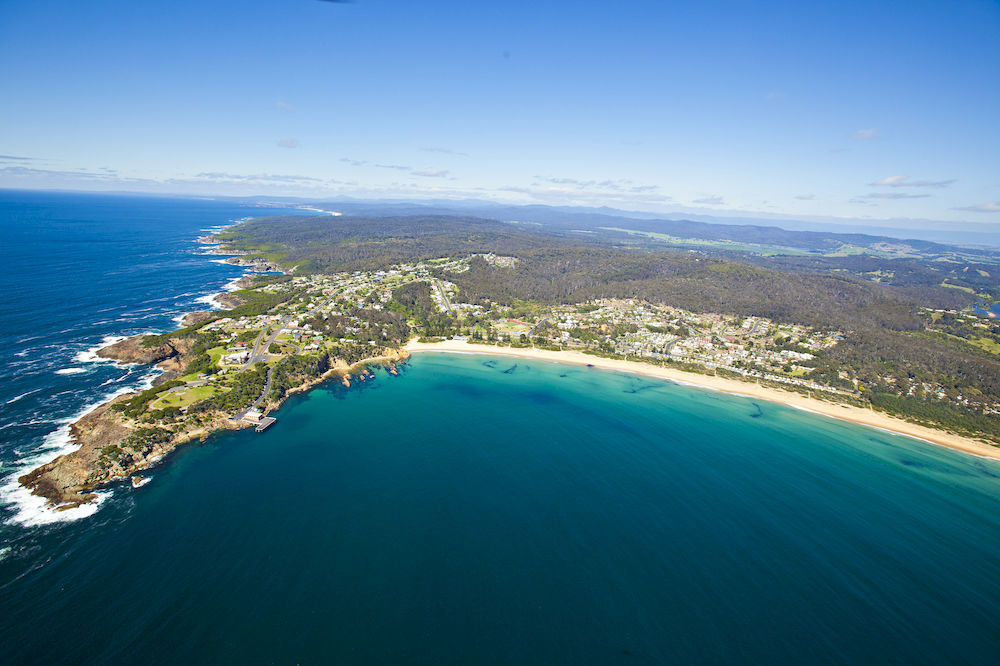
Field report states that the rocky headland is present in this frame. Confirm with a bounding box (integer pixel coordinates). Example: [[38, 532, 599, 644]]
[[180, 311, 216, 327], [17, 394, 241, 509], [224, 256, 283, 273], [212, 292, 247, 309], [96, 336, 177, 365], [19, 333, 410, 511]]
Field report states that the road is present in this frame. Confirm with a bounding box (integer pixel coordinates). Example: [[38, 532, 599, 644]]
[[231, 364, 274, 421], [239, 290, 341, 372], [251, 366, 273, 411], [432, 279, 452, 313]]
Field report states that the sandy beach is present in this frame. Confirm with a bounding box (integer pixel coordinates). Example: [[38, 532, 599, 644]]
[[405, 339, 1000, 462]]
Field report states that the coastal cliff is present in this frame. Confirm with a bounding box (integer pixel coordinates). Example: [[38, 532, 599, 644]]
[[97, 336, 177, 365], [180, 311, 215, 327], [18, 397, 132, 507], [213, 292, 246, 309], [224, 256, 283, 273]]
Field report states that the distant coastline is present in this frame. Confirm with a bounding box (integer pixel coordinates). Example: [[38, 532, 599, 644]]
[[405, 339, 1000, 462]]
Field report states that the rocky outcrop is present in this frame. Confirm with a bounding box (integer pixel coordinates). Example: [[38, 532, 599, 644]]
[[155, 337, 195, 374], [152, 371, 180, 386], [181, 311, 215, 327], [97, 336, 176, 365], [213, 292, 246, 309], [18, 397, 134, 508], [225, 256, 282, 273]]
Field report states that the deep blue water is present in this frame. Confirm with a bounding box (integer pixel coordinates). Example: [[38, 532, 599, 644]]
[[2, 191, 1000, 664]]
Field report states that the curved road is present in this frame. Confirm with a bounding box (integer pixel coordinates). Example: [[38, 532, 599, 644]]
[[234, 290, 340, 418]]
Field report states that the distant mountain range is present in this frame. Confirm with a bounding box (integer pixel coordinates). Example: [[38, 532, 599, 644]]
[[278, 198, 1000, 262]]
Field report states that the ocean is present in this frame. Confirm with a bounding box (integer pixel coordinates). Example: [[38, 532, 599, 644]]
[[2, 190, 1000, 663]]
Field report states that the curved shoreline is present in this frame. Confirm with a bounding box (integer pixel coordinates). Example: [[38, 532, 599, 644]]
[[405, 340, 1000, 463]]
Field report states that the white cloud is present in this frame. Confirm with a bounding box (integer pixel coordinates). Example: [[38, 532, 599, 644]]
[[794, 194, 815, 200], [190, 171, 323, 184], [532, 176, 668, 197], [953, 202, 1000, 213], [693, 195, 725, 205], [340, 157, 452, 178], [869, 175, 954, 188], [0, 165, 138, 182], [277, 138, 299, 149], [275, 101, 294, 111], [860, 192, 930, 199], [421, 147, 468, 156], [499, 182, 672, 206], [852, 128, 879, 140], [870, 175, 907, 186]]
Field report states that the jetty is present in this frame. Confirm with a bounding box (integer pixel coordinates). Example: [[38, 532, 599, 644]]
[[254, 416, 276, 432], [241, 408, 277, 433]]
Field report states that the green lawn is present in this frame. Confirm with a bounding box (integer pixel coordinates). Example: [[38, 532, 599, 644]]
[[939, 280, 976, 294], [149, 385, 219, 410], [969, 336, 1000, 354], [600, 227, 810, 256]]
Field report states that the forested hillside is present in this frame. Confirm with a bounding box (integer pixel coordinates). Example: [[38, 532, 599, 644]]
[[216, 215, 582, 273]]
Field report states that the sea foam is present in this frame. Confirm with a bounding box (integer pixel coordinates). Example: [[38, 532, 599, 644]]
[[5, 389, 41, 405], [0, 476, 108, 527], [74, 335, 129, 364], [1, 372, 157, 527]]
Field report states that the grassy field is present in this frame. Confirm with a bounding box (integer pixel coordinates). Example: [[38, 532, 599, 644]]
[[150, 385, 219, 410], [940, 280, 977, 294], [495, 320, 532, 335], [601, 227, 811, 256], [968, 336, 1000, 354], [913, 329, 1000, 356]]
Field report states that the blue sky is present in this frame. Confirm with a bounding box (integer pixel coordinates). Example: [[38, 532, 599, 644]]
[[1, 0, 998, 225]]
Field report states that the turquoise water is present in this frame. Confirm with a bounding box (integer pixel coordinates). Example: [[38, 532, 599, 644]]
[[4, 352, 1000, 663]]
